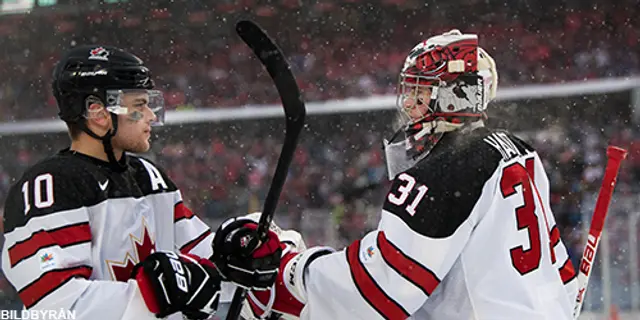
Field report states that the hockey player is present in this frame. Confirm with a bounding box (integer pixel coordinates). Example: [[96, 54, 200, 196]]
[[242, 30, 579, 319], [1, 45, 283, 320]]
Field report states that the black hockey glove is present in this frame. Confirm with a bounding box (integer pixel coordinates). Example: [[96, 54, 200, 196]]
[[211, 217, 283, 290], [132, 251, 221, 320]]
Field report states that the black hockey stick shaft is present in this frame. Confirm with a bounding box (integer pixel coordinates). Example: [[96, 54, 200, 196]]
[[225, 20, 306, 320]]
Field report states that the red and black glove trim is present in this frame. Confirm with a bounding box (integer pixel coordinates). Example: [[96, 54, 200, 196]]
[[132, 251, 222, 320], [211, 217, 282, 290]]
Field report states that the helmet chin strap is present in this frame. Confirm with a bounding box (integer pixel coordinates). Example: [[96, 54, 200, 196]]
[[78, 113, 128, 172]]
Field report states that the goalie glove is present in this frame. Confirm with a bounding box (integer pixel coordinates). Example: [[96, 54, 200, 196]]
[[132, 251, 221, 320], [247, 246, 334, 319]]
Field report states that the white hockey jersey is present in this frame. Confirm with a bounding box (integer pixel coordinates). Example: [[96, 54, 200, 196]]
[[1, 149, 215, 320], [300, 128, 578, 319]]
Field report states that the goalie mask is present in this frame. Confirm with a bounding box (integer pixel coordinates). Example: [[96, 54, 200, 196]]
[[384, 29, 498, 179]]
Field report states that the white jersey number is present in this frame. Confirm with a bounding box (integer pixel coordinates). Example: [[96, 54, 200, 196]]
[[387, 173, 429, 216], [21, 173, 55, 215]]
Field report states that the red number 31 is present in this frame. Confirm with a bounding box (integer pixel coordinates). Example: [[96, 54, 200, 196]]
[[500, 159, 542, 275]]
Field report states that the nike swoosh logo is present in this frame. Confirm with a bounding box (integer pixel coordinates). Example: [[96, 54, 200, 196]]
[[99, 180, 109, 191]]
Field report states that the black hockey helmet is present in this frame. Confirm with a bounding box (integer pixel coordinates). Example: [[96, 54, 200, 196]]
[[52, 45, 156, 123], [51, 45, 164, 171]]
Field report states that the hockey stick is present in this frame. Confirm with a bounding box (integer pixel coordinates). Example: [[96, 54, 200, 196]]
[[573, 146, 627, 319], [225, 20, 306, 320]]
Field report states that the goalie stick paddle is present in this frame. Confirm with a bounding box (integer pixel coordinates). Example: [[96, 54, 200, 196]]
[[225, 20, 307, 320], [573, 146, 627, 319]]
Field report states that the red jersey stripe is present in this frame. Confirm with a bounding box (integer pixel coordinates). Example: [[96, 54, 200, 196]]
[[179, 229, 212, 254], [346, 239, 410, 320], [559, 258, 577, 284], [174, 201, 195, 222], [19, 265, 92, 309], [377, 232, 440, 296], [9, 222, 91, 267]]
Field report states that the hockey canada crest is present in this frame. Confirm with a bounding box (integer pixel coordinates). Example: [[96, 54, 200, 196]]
[[88, 47, 109, 61], [105, 220, 156, 282]]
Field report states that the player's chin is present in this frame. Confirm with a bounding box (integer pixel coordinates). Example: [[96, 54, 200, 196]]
[[129, 141, 151, 153]]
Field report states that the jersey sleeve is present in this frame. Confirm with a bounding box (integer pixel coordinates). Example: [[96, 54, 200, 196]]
[[1, 167, 158, 319], [300, 148, 501, 319], [136, 156, 214, 259], [172, 190, 214, 258]]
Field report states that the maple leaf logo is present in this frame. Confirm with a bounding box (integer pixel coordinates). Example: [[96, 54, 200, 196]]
[[40, 253, 54, 262], [106, 220, 156, 282]]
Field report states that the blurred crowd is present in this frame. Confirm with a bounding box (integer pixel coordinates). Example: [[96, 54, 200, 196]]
[[0, 0, 638, 121], [0, 0, 639, 312]]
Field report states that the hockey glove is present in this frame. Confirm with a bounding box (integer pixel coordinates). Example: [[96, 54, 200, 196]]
[[211, 217, 283, 290], [132, 251, 221, 320], [247, 246, 334, 318]]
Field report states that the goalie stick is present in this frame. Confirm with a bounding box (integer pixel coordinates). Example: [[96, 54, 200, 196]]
[[225, 20, 307, 320], [573, 146, 627, 319]]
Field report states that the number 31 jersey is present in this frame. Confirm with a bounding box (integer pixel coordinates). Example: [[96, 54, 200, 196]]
[[301, 127, 578, 320]]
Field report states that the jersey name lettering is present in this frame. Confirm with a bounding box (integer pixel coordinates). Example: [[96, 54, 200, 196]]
[[483, 132, 522, 160]]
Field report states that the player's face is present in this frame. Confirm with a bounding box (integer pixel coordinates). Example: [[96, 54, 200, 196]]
[[402, 86, 432, 121], [111, 91, 156, 153]]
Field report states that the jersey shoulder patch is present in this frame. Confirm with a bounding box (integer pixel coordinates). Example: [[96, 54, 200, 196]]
[[382, 128, 507, 238]]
